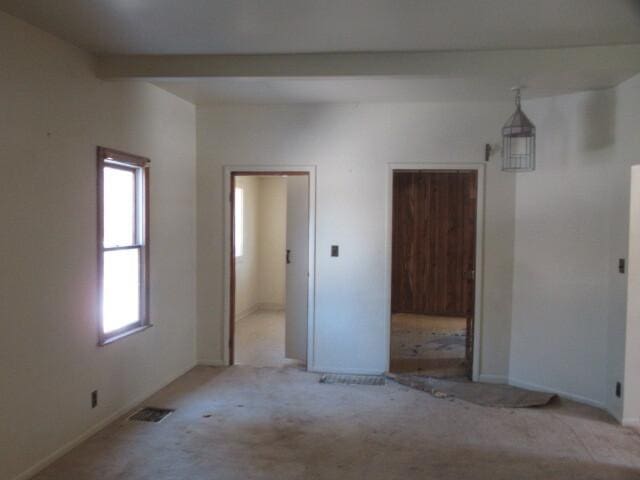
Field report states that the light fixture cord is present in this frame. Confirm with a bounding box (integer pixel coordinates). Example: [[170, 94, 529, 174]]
[[515, 88, 521, 108]]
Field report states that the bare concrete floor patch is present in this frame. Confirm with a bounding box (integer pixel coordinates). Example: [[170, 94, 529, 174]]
[[33, 366, 640, 480]]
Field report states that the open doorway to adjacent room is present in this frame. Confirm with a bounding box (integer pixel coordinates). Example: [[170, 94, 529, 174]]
[[390, 169, 478, 378], [230, 172, 310, 368]]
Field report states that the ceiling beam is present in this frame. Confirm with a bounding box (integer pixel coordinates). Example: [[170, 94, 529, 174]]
[[96, 45, 640, 80]]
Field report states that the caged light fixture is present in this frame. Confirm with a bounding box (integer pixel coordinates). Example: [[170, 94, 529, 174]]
[[502, 87, 536, 172]]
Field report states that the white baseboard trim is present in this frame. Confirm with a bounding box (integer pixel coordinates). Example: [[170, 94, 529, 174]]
[[477, 374, 508, 384], [12, 362, 197, 480], [235, 303, 285, 321], [605, 404, 623, 424], [235, 304, 259, 321], [257, 302, 285, 312], [197, 358, 228, 367], [508, 377, 606, 409], [622, 418, 640, 428]]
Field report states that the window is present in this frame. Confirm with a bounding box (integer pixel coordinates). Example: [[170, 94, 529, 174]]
[[234, 187, 244, 257], [97, 147, 150, 345]]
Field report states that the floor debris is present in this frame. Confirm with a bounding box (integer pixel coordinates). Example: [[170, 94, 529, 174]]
[[388, 373, 557, 408], [319, 373, 386, 386], [32, 366, 636, 480]]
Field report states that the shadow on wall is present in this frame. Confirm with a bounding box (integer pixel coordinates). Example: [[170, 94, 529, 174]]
[[579, 89, 616, 154]]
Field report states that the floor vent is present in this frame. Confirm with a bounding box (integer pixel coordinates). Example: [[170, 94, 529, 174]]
[[319, 374, 386, 386], [129, 407, 174, 423]]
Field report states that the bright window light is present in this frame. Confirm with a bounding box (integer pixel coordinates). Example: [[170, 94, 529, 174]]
[[103, 249, 140, 332], [235, 187, 244, 257], [104, 167, 135, 247], [98, 148, 149, 344]]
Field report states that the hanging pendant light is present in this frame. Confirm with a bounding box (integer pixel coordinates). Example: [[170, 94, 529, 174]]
[[502, 87, 536, 172]]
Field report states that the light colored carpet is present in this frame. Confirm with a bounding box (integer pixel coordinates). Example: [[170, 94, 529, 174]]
[[33, 366, 640, 480], [234, 309, 301, 368]]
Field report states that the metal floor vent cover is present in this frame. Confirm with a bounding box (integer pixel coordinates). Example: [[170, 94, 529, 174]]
[[319, 374, 386, 386], [129, 407, 174, 423]]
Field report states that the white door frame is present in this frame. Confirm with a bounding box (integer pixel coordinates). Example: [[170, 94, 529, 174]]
[[385, 163, 486, 381], [223, 165, 317, 370]]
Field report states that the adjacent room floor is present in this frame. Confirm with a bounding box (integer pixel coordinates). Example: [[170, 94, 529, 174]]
[[390, 313, 468, 377], [34, 366, 640, 480], [234, 309, 301, 368]]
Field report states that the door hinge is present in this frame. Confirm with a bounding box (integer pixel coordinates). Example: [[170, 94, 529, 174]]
[[467, 270, 476, 281]]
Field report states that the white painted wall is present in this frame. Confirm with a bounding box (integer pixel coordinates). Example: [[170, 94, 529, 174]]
[[511, 75, 640, 419], [510, 91, 613, 408], [202, 91, 640, 415], [616, 74, 640, 425], [258, 177, 287, 308], [0, 12, 197, 480], [197, 102, 516, 376]]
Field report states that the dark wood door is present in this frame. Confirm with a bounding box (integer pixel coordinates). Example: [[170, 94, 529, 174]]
[[391, 169, 477, 324]]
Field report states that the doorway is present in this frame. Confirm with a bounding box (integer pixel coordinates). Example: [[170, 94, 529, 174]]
[[390, 170, 478, 378], [229, 171, 311, 368]]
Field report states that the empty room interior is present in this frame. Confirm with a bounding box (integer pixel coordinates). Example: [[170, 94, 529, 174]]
[[2, 1, 640, 479], [232, 173, 308, 369]]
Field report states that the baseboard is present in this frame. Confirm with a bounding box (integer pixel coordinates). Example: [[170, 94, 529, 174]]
[[235, 304, 259, 321], [197, 358, 228, 367], [477, 374, 508, 384], [605, 403, 623, 424], [235, 303, 284, 321], [508, 377, 606, 409], [12, 362, 197, 480], [622, 417, 640, 428], [256, 302, 284, 312]]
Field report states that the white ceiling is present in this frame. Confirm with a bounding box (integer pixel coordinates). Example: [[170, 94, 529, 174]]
[[1, 0, 639, 55], [3, 0, 640, 104]]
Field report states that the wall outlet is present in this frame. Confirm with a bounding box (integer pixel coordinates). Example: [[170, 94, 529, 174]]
[[91, 390, 98, 408], [616, 382, 622, 398]]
